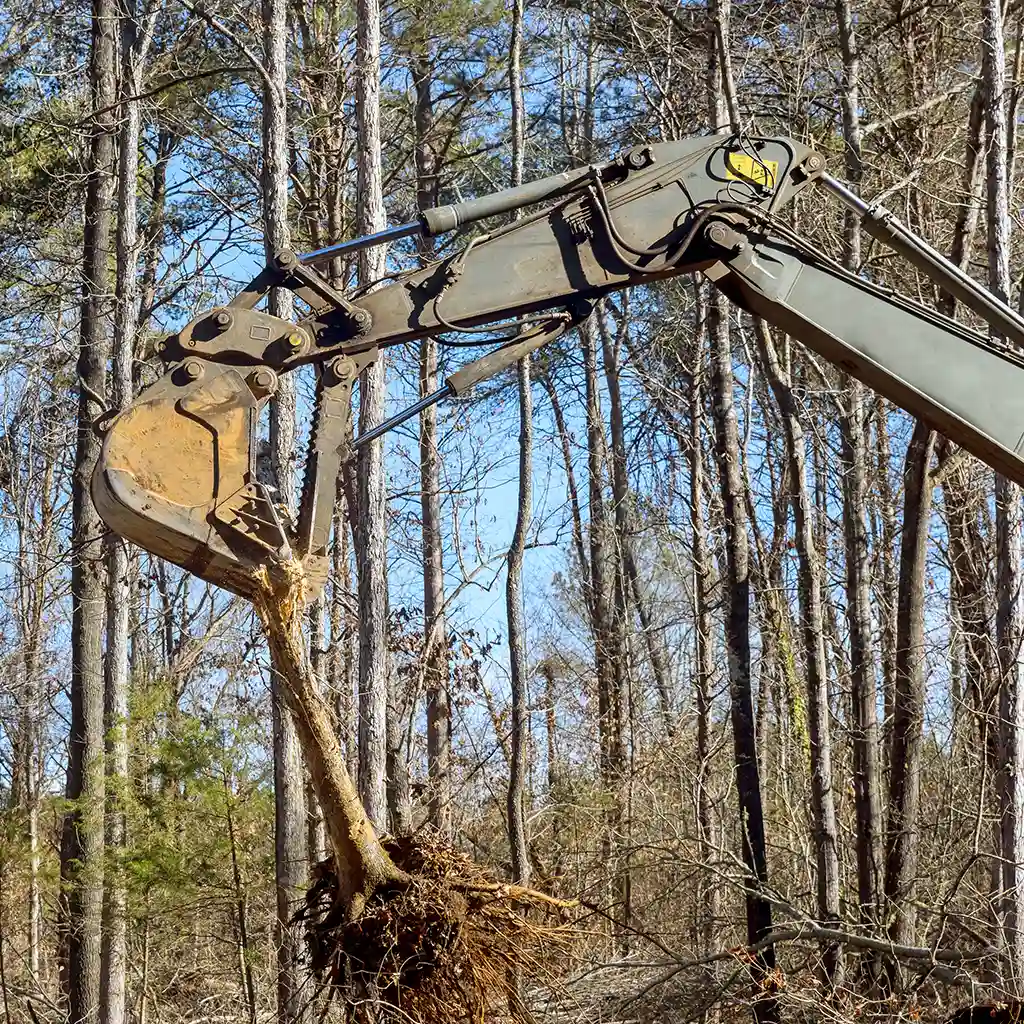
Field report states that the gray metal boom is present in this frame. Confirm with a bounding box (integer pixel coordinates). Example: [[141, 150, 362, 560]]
[[93, 130, 1024, 599]]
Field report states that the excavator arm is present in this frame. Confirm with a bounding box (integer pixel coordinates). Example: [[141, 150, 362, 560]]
[[92, 132, 1024, 598]]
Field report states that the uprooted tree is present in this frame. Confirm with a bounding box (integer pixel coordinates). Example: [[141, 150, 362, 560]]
[[252, 559, 573, 1021]]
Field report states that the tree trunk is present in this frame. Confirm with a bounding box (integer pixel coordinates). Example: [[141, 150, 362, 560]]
[[261, 1, 308, 1016], [600, 307, 674, 736], [756, 320, 843, 988], [254, 569, 409, 920], [582, 315, 628, 947], [706, 3, 778, 1018], [983, 0, 1024, 983], [884, 419, 935, 983], [411, 46, 451, 837], [61, 0, 115, 1015], [834, 0, 884, 941], [354, 0, 390, 831], [100, 2, 153, 1019], [689, 288, 721, 961], [506, 0, 530, 888]]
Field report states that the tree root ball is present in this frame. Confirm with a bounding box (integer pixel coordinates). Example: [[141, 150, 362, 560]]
[[296, 832, 574, 1023]]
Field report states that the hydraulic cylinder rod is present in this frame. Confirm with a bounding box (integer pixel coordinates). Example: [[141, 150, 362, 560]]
[[820, 173, 1024, 347]]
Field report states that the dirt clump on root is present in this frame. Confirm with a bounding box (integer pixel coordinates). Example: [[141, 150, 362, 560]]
[[297, 831, 575, 1023]]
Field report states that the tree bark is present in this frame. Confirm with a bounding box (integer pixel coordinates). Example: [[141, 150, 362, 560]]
[[706, 3, 777, 1017], [411, 44, 451, 837], [354, 0, 390, 831], [834, 0, 884, 942], [689, 287, 720, 961], [982, 0, 1024, 983], [506, 0, 530, 888], [756, 320, 843, 988], [884, 419, 935, 982], [100, 2, 154, 1020], [61, 0, 116, 1015], [261, 2, 308, 1017], [254, 568, 409, 920]]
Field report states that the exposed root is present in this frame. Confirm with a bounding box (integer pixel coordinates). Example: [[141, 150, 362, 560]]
[[296, 831, 577, 1023]]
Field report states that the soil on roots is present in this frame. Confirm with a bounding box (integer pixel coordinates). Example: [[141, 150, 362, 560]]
[[296, 831, 574, 1023]]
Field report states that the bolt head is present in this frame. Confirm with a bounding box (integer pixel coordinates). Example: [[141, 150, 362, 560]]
[[184, 359, 203, 380], [286, 331, 305, 351], [213, 309, 233, 329], [252, 368, 276, 391], [806, 153, 825, 172], [708, 223, 729, 245], [626, 147, 651, 170], [275, 249, 297, 268], [329, 356, 356, 382]]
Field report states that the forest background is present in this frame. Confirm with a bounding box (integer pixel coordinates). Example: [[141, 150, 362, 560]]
[[0, 0, 1021, 1021]]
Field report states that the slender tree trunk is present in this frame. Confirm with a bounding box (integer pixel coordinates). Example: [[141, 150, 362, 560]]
[[689, 290, 720, 961], [506, 0, 530, 888], [582, 315, 628, 947], [354, 0, 389, 830], [61, 0, 115, 1014], [226, 777, 258, 1024], [411, 47, 451, 836], [982, 0, 1024, 984], [884, 419, 935, 983], [834, 0, 884, 942], [600, 309, 674, 736], [706, 4, 777, 1018], [756, 321, 843, 988], [100, 3, 152, 1019], [261, 2, 308, 1016]]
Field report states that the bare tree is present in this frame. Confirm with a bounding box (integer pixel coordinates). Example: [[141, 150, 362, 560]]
[[834, 0, 884, 943], [261, 0, 308, 1016], [506, 0, 530, 888], [408, 15, 450, 836], [61, 0, 116, 1015], [756, 320, 842, 988], [101, 3, 157, 1022], [982, 0, 1024, 983], [707, 2, 778, 1017], [354, 0, 389, 831]]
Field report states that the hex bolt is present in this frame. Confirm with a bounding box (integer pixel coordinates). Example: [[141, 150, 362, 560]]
[[184, 359, 204, 381], [251, 367, 277, 392], [352, 309, 372, 333], [275, 249, 297, 268], [806, 153, 825, 172], [211, 308, 233, 331]]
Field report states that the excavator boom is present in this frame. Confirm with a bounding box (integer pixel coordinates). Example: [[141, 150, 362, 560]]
[[92, 132, 1024, 597]]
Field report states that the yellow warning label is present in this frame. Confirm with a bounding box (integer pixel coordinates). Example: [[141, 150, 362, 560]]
[[726, 153, 779, 189]]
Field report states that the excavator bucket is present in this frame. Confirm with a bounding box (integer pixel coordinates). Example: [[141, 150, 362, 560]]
[[92, 357, 291, 599]]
